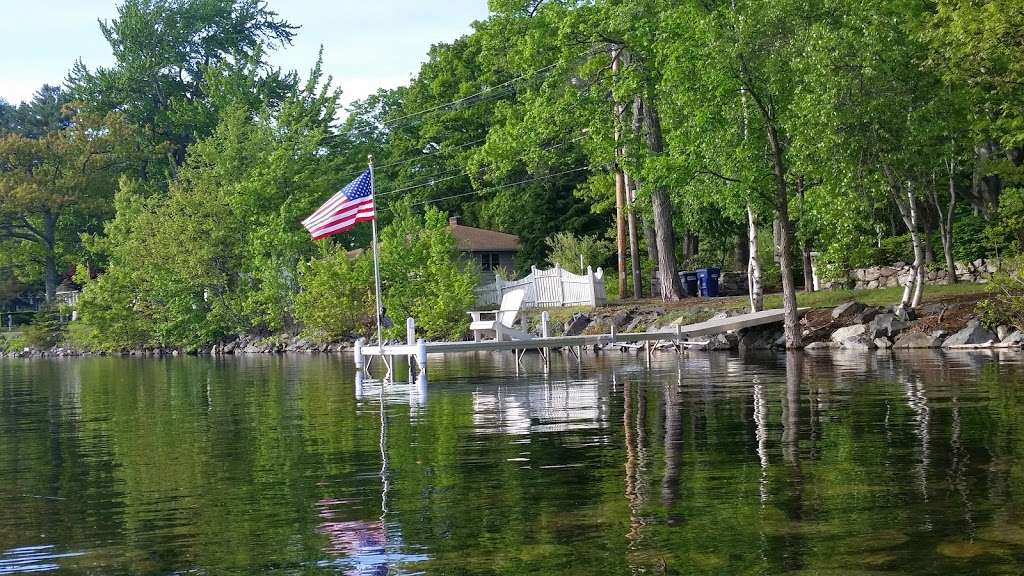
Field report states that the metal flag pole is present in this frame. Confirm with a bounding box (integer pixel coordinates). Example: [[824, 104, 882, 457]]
[[368, 155, 384, 350]]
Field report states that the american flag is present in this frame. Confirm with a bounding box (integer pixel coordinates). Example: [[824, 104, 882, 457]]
[[303, 170, 375, 240]]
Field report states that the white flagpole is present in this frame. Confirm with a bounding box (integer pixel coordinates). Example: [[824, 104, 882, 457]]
[[368, 155, 384, 348]]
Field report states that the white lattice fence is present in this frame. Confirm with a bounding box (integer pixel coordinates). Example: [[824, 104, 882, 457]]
[[474, 265, 605, 308]]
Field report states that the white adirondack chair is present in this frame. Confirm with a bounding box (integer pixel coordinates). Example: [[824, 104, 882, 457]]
[[468, 288, 531, 342]]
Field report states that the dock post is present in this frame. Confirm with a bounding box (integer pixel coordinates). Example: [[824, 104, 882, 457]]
[[406, 317, 416, 345], [354, 338, 365, 371], [541, 311, 550, 362], [675, 324, 682, 354], [416, 338, 427, 376]]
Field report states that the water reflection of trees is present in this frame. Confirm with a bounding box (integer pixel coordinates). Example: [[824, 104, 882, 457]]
[[3, 351, 1024, 574]]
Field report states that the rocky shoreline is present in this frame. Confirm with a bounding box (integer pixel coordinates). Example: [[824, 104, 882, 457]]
[[4, 298, 1021, 358], [1, 333, 350, 359]]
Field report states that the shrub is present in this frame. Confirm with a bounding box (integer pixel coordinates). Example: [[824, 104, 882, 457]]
[[953, 212, 989, 262], [545, 232, 612, 275], [380, 206, 478, 341], [295, 248, 374, 343], [985, 187, 1024, 257], [976, 256, 1024, 329], [22, 304, 65, 349]]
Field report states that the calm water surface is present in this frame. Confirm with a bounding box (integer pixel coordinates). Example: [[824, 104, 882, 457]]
[[2, 350, 1024, 575]]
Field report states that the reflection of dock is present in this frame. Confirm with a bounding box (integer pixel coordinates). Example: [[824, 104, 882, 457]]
[[356, 308, 797, 372]]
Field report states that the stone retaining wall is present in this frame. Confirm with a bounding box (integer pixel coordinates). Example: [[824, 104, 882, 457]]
[[824, 258, 1013, 290]]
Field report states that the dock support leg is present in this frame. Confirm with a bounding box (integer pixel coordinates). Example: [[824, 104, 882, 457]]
[[354, 338, 365, 372], [541, 311, 550, 362], [416, 338, 427, 376]]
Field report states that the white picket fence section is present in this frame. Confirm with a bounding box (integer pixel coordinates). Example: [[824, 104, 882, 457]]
[[474, 265, 606, 308]]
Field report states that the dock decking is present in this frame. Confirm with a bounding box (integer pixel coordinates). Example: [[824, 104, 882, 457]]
[[356, 307, 798, 372]]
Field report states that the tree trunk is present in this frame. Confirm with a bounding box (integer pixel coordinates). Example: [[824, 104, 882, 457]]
[[764, 123, 801, 348], [612, 48, 628, 299], [802, 239, 815, 293], [908, 188, 926, 308], [735, 229, 749, 272], [638, 97, 683, 300], [796, 176, 814, 292], [42, 211, 58, 303], [747, 204, 764, 313], [938, 162, 958, 284], [615, 165, 628, 298], [884, 166, 926, 311], [625, 174, 642, 299]]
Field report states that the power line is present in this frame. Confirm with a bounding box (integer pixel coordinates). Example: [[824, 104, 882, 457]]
[[381, 47, 600, 130], [376, 134, 590, 198], [397, 165, 595, 209]]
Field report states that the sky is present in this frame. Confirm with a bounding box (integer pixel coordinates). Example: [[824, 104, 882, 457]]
[[0, 0, 491, 108]]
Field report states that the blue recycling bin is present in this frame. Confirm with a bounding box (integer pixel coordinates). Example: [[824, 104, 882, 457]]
[[696, 268, 721, 297], [681, 271, 699, 297]]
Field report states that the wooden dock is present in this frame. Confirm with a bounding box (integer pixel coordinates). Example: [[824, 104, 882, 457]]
[[356, 307, 798, 373]]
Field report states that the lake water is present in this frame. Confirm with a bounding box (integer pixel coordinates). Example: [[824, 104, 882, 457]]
[[2, 350, 1024, 575]]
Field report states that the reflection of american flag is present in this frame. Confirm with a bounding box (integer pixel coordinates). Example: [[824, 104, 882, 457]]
[[303, 170, 375, 240]]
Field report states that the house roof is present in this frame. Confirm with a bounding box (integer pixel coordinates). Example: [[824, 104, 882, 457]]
[[449, 220, 521, 252]]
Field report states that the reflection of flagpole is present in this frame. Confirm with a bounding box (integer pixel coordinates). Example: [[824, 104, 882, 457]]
[[378, 389, 390, 558], [368, 155, 384, 347]]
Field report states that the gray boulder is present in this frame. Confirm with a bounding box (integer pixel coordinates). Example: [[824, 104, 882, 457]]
[[832, 301, 866, 324], [869, 313, 909, 339], [564, 313, 591, 336], [1001, 330, 1024, 346], [706, 333, 738, 351], [997, 325, 1012, 341], [831, 324, 867, 345], [943, 320, 997, 347], [831, 324, 876, 350], [853, 306, 884, 324], [894, 331, 942, 349], [739, 325, 785, 350], [804, 341, 832, 350], [874, 337, 893, 350]]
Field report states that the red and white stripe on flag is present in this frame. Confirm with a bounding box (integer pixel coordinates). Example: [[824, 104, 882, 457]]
[[302, 170, 375, 240]]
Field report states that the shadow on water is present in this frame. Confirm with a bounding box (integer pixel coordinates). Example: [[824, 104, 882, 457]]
[[2, 349, 1024, 574]]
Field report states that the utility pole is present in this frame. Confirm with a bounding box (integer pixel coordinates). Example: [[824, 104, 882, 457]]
[[612, 46, 628, 299]]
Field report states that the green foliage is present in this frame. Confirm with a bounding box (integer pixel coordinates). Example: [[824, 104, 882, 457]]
[[380, 206, 478, 341], [22, 304, 64, 349], [977, 257, 1024, 329], [544, 232, 612, 275], [294, 249, 373, 343], [985, 188, 1024, 256], [953, 212, 989, 262], [78, 64, 343, 350], [67, 0, 298, 162]]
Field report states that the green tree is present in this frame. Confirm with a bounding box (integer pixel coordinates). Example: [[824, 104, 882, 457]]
[[67, 0, 298, 164], [0, 107, 152, 302], [380, 205, 478, 341]]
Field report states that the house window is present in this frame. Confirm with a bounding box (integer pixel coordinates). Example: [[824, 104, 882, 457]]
[[480, 252, 501, 271]]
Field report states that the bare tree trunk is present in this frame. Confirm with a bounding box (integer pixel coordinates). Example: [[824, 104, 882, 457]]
[[625, 174, 642, 298], [931, 161, 958, 284], [748, 204, 764, 313], [612, 48, 628, 298], [802, 240, 815, 293], [42, 211, 58, 303], [638, 97, 683, 300], [796, 177, 814, 292], [764, 123, 801, 348], [735, 229, 749, 271], [909, 187, 926, 308], [884, 166, 926, 311], [615, 166, 628, 298]]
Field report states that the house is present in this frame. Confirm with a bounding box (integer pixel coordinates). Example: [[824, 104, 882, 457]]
[[448, 217, 520, 281]]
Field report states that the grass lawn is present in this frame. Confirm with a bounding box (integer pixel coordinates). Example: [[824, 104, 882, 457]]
[[765, 281, 990, 310], [523, 282, 992, 332]]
